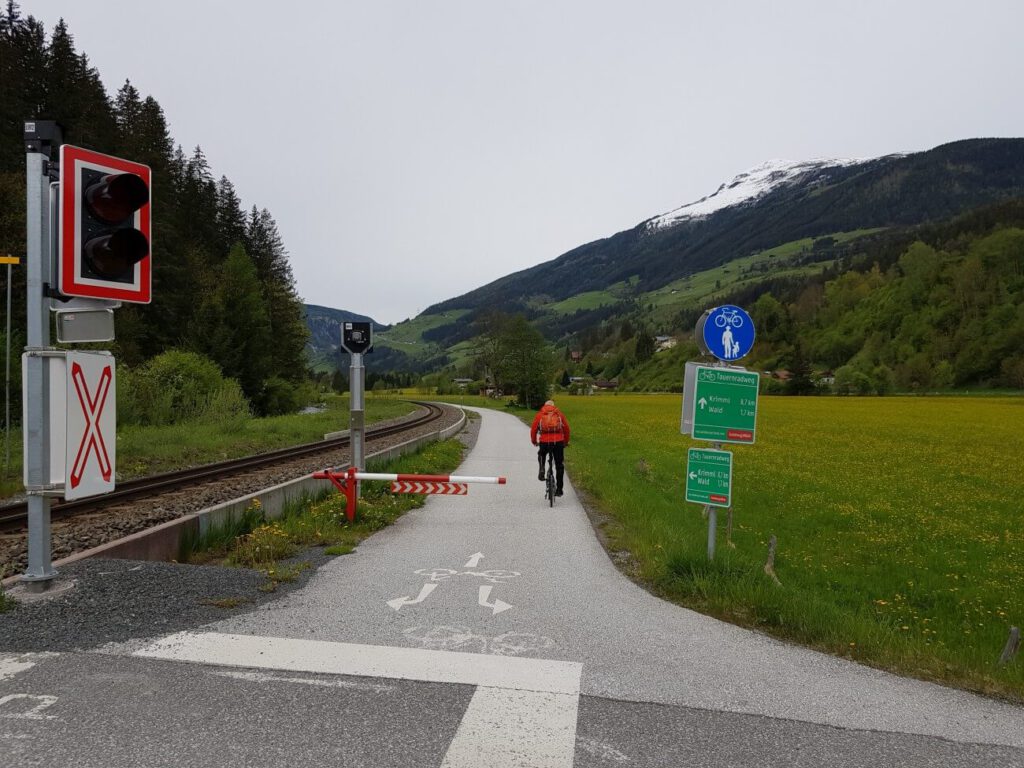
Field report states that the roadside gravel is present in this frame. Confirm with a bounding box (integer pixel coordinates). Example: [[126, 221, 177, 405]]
[[0, 556, 326, 652]]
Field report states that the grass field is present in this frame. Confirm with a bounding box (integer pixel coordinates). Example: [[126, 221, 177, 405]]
[[438, 393, 1024, 700]]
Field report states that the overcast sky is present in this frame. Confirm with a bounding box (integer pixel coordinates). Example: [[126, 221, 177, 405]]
[[32, 1, 1024, 324]]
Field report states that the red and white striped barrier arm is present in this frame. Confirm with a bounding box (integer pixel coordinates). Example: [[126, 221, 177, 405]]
[[355, 473, 507, 485], [312, 467, 506, 522], [390, 481, 467, 495]]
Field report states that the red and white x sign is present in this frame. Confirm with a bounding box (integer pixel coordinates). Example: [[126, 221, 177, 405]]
[[64, 352, 116, 500]]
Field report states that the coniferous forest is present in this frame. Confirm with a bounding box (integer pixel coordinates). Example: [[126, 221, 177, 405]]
[[0, 4, 310, 419]]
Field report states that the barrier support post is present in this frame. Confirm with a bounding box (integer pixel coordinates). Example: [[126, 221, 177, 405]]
[[314, 466, 359, 522]]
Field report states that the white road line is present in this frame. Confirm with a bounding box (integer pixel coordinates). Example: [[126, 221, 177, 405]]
[[134, 632, 581, 694], [135, 631, 582, 768], [212, 669, 397, 693], [441, 687, 579, 768], [0, 653, 57, 683]]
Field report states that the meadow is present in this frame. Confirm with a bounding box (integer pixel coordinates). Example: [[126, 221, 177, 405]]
[[441, 393, 1024, 700]]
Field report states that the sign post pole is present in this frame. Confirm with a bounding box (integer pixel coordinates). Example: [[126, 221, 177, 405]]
[[350, 351, 365, 486], [685, 304, 758, 562], [21, 121, 60, 591], [341, 321, 373, 501], [707, 504, 717, 561]]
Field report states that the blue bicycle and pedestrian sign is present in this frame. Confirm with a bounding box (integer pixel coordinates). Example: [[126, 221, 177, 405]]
[[699, 304, 755, 362]]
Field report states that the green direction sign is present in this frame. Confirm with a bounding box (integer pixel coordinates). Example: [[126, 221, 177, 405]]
[[691, 365, 759, 444], [685, 448, 733, 508]]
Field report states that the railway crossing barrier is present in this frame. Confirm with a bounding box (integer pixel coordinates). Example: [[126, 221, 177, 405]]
[[313, 467, 506, 521]]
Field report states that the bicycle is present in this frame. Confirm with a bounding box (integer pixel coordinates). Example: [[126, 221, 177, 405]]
[[544, 453, 556, 507]]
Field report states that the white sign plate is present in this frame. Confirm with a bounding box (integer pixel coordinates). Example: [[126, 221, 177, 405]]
[[64, 351, 116, 500]]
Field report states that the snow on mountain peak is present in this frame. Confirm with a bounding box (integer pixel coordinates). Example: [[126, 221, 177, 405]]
[[648, 157, 868, 231]]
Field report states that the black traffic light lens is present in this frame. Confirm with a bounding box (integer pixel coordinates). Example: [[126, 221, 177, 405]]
[[84, 228, 149, 279], [85, 173, 149, 223]]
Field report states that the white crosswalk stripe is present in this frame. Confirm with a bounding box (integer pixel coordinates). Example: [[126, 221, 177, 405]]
[[135, 631, 582, 767]]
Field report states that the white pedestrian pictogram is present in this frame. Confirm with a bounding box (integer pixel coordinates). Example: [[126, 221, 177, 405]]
[[721, 325, 735, 359]]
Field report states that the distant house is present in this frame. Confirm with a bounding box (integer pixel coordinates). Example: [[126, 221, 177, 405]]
[[815, 370, 836, 386], [593, 379, 618, 390], [570, 350, 582, 362], [771, 370, 792, 381], [452, 378, 474, 390], [655, 335, 677, 351]]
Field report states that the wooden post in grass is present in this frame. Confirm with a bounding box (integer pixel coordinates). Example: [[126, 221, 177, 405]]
[[764, 534, 781, 586], [726, 506, 736, 549], [998, 627, 1020, 666]]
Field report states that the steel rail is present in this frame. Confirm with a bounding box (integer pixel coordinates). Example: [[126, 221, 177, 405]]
[[0, 401, 447, 530]]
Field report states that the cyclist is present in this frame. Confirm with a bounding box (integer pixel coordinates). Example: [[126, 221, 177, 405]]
[[530, 399, 570, 496]]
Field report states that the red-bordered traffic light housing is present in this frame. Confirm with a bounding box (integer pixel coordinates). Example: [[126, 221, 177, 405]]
[[58, 145, 151, 303]]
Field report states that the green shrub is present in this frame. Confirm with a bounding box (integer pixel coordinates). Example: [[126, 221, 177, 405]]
[[255, 376, 303, 416], [120, 349, 252, 426]]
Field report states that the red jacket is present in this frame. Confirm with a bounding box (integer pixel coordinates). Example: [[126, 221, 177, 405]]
[[531, 403, 570, 445]]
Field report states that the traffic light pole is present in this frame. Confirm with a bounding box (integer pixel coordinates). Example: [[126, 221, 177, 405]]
[[22, 122, 59, 591], [350, 352, 365, 497]]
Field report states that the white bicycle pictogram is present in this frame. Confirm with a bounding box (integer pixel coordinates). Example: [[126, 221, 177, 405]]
[[714, 307, 744, 328]]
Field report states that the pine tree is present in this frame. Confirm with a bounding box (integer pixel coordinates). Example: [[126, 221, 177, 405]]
[[245, 206, 309, 383], [189, 244, 272, 407], [214, 176, 246, 259]]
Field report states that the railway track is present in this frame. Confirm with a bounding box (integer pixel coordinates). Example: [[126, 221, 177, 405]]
[[0, 401, 446, 532]]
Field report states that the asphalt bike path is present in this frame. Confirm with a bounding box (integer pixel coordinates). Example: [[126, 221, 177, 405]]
[[3, 406, 1022, 766]]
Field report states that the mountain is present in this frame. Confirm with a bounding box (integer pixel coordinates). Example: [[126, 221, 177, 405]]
[[427, 138, 1024, 318], [308, 138, 1024, 380]]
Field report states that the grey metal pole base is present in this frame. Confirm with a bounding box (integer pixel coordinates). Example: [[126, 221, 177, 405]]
[[20, 570, 58, 593]]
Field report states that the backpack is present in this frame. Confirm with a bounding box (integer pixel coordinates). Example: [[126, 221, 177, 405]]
[[539, 410, 562, 435]]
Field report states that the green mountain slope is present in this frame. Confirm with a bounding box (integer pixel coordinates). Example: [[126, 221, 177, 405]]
[[428, 139, 1024, 323]]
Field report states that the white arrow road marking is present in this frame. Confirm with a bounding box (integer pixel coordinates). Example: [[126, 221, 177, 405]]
[[478, 585, 513, 615], [387, 583, 437, 611], [464, 552, 484, 568]]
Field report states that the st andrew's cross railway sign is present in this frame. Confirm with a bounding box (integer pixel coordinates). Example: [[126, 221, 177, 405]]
[[22, 351, 116, 500], [690, 365, 759, 444], [65, 351, 116, 500]]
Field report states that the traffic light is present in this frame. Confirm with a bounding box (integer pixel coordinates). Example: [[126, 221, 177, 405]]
[[58, 145, 152, 303]]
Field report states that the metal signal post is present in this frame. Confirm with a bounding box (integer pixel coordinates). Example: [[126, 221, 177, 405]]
[[20, 124, 149, 591], [22, 121, 61, 590], [341, 321, 373, 496]]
